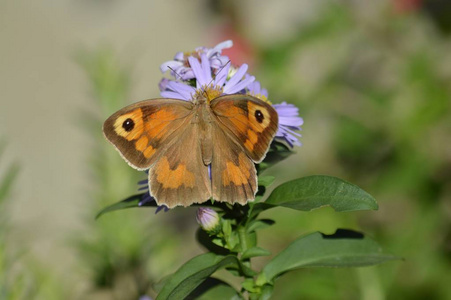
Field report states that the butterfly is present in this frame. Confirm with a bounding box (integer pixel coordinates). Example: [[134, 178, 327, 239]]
[[103, 93, 278, 208]]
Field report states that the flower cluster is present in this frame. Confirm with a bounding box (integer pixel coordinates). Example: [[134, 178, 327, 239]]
[[159, 40, 303, 146]]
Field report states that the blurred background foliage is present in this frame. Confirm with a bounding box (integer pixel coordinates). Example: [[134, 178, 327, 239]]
[[1, 0, 451, 299]]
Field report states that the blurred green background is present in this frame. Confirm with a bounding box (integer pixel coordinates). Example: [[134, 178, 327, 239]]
[[1, 0, 450, 299]]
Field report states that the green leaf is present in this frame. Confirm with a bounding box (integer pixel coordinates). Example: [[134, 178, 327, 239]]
[[242, 278, 258, 293], [95, 193, 149, 219], [246, 219, 275, 233], [197, 284, 242, 300], [196, 228, 230, 255], [264, 175, 378, 212], [259, 141, 293, 172], [242, 231, 257, 252], [189, 278, 242, 300], [241, 247, 271, 260], [156, 253, 242, 300], [258, 176, 275, 188], [259, 284, 274, 300], [259, 230, 399, 285]]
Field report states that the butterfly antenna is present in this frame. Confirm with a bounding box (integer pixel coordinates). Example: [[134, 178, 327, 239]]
[[214, 60, 231, 81], [167, 66, 183, 81], [202, 60, 232, 99]]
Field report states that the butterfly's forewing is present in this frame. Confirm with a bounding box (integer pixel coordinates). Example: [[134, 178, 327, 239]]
[[210, 95, 279, 163], [209, 95, 278, 204], [103, 99, 193, 170]]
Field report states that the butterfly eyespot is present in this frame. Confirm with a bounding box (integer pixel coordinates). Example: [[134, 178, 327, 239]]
[[122, 118, 135, 132], [254, 110, 264, 123]]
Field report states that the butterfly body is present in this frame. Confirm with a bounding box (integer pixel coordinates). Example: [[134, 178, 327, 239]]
[[103, 94, 278, 208]]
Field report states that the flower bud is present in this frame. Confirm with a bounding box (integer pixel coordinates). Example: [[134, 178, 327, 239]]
[[196, 207, 221, 233]]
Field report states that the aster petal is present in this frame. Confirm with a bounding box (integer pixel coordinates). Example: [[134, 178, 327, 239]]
[[272, 101, 304, 147], [161, 91, 186, 100], [188, 56, 211, 87], [160, 79, 195, 100], [273, 103, 304, 130], [248, 81, 261, 94], [211, 56, 231, 69], [273, 102, 300, 114], [161, 41, 234, 81], [195, 46, 207, 53], [167, 80, 195, 94], [277, 126, 302, 137], [210, 58, 227, 69], [179, 69, 195, 80], [214, 62, 230, 87], [155, 205, 169, 213], [225, 75, 254, 94], [138, 193, 153, 207], [174, 51, 184, 60], [200, 54, 213, 85], [247, 80, 269, 98], [206, 40, 233, 58], [279, 116, 304, 127], [276, 126, 303, 147], [158, 78, 170, 92], [224, 64, 248, 89], [137, 178, 169, 213], [159, 60, 183, 73]]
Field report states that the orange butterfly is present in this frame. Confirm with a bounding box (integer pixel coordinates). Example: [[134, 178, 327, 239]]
[[103, 93, 278, 208]]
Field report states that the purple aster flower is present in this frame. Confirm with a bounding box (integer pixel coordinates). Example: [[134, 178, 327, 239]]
[[247, 80, 303, 147], [273, 102, 303, 147], [160, 53, 255, 101], [247, 79, 268, 99], [161, 58, 303, 147], [158, 77, 170, 92], [160, 40, 233, 81]]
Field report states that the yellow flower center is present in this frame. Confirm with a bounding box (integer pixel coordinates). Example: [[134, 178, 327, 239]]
[[194, 84, 223, 103], [248, 92, 272, 104]]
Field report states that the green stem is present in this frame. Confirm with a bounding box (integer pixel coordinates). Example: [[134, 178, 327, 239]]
[[238, 226, 252, 271], [238, 226, 248, 253], [223, 232, 233, 250], [356, 267, 384, 300]]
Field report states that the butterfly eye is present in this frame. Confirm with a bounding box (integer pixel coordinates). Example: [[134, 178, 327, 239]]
[[254, 110, 264, 123], [122, 118, 135, 132]]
